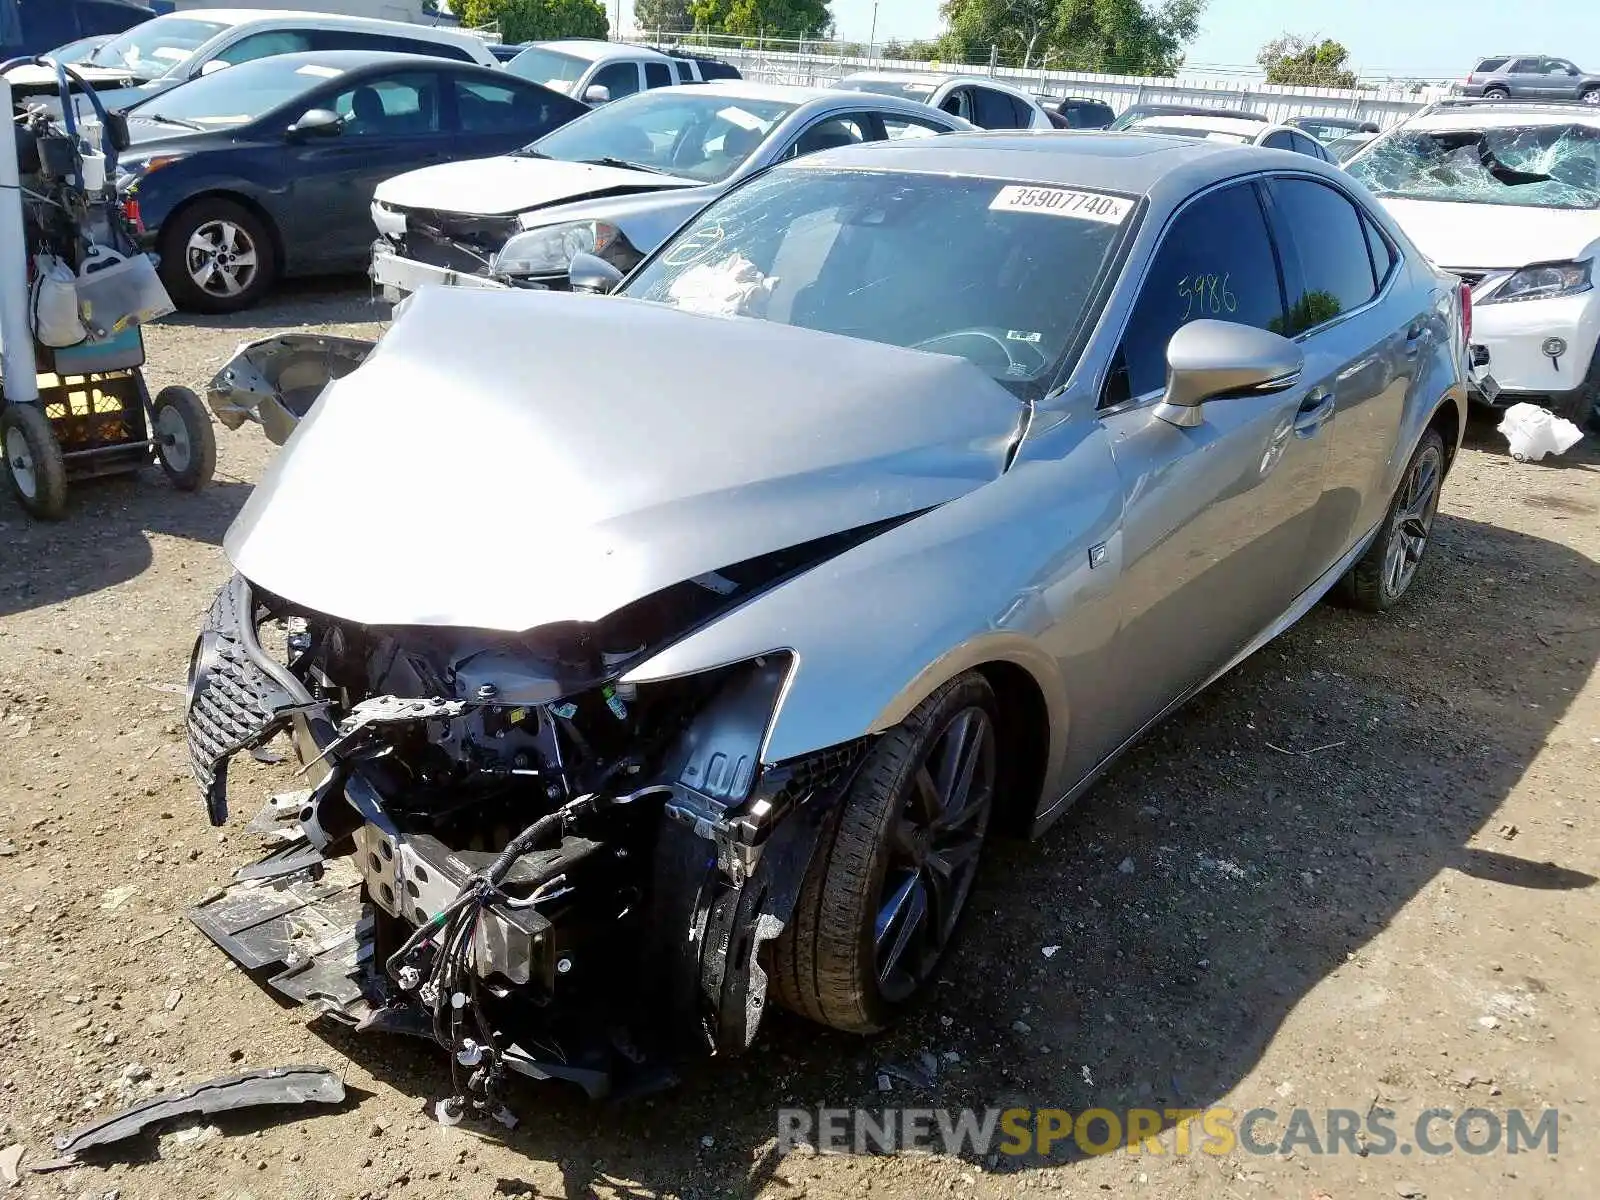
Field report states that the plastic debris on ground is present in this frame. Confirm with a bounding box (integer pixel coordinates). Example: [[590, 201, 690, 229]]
[[1497, 402, 1585, 462]]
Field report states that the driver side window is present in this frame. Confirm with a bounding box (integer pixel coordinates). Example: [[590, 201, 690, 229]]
[[1104, 182, 1287, 406]]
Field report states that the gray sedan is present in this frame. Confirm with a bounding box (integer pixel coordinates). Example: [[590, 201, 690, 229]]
[[189, 134, 1469, 1093], [369, 81, 973, 295]]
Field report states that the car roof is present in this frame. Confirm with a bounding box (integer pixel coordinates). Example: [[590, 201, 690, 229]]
[[221, 49, 482, 71], [1124, 102, 1268, 121], [170, 9, 487, 44], [524, 38, 672, 63], [643, 81, 970, 121], [1130, 113, 1264, 136], [789, 129, 1323, 196], [1409, 104, 1600, 131]]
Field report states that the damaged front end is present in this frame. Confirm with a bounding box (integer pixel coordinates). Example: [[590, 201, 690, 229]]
[[184, 571, 865, 1110], [207, 334, 376, 446]]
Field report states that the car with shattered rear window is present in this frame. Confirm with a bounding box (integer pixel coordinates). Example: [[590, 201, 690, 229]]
[[1346, 98, 1600, 425], [185, 131, 1469, 1120]]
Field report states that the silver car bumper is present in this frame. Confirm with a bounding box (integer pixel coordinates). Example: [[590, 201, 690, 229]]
[[370, 247, 508, 302]]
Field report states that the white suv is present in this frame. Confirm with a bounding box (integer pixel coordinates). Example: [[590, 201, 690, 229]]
[[833, 72, 1052, 130], [1346, 99, 1600, 425], [504, 39, 681, 105]]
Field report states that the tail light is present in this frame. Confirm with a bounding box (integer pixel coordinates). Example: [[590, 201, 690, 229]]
[[1459, 279, 1473, 344]]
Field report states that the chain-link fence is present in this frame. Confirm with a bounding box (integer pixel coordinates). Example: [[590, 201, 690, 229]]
[[627, 30, 1446, 128]]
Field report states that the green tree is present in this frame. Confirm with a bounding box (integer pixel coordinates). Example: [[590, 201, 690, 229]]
[[634, 0, 692, 34], [460, 0, 609, 41], [686, 0, 831, 38], [938, 0, 1204, 74], [881, 38, 942, 60], [1257, 34, 1359, 88]]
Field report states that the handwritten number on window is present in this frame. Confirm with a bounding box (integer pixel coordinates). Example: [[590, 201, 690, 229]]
[[1177, 273, 1238, 321]]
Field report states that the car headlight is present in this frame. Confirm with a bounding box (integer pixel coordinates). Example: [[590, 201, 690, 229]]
[[1482, 260, 1592, 304], [492, 220, 619, 278], [115, 154, 185, 193]]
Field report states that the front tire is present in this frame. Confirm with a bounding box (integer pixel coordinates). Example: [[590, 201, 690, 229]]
[[158, 197, 277, 314], [772, 672, 998, 1033], [1336, 428, 1446, 612], [2, 403, 68, 519], [152, 386, 217, 491]]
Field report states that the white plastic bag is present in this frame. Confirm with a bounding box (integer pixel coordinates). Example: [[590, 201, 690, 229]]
[[1496, 402, 1584, 462], [30, 254, 87, 348], [666, 254, 778, 319]]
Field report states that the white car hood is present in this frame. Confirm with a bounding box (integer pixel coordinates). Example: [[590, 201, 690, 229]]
[[1379, 197, 1600, 269], [374, 155, 695, 217]]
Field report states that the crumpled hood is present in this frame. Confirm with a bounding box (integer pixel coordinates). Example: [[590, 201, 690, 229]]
[[225, 287, 1021, 631], [1379, 197, 1600, 269], [373, 155, 695, 217]]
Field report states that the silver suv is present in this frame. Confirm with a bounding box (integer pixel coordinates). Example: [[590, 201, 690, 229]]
[[1461, 55, 1600, 104]]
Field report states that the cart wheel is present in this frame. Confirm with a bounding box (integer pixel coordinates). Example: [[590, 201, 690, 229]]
[[2, 404, 68, 520], [153, 386, 217, 492]]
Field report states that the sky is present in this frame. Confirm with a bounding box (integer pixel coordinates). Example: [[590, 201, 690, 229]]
[[823, 0, 1600, 81]]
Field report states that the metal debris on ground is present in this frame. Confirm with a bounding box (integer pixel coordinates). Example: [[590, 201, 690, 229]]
[[52, 1065, 345, 1158]]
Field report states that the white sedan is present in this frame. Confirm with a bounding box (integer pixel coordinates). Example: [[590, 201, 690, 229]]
[[1125, 113, 1340, 163]]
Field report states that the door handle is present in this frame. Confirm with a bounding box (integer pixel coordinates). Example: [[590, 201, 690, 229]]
[[1294, 388, 1335, 436]]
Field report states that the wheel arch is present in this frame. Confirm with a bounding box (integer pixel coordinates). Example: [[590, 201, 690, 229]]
[[859, 633, 1069, 837], [160, 190, 286, 276]]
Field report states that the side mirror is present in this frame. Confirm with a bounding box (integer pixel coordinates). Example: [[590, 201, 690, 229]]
[[287, 108, 343, 140], [582, 83, 611, 104], [1155, 320, 1303, 427], [568, 251, 622, 294], [198, 59, 231, 77]]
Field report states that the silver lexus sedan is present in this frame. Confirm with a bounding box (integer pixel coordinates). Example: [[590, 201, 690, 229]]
[[185, 132, 1469, 1110]]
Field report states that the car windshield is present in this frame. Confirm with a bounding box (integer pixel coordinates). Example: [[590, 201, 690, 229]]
[[838, 76, 939, 101], [525, 90, 796, 183], [622, 167, 1131, 398], [1347, 124, 1600, 209], [504, 47, 588, 91], [1294, 120, 1352, 143], [129, 56, 341, 129], [87, 17, 228, 82]]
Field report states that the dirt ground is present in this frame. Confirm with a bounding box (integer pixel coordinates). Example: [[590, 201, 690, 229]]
[[1, 283, 1597, 1200]]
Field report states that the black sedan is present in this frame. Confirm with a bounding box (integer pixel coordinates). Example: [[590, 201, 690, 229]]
[[118, 50, 586, 312]]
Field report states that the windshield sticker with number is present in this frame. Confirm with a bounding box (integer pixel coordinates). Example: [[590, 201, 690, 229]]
[[989, 186, 1133, 224]]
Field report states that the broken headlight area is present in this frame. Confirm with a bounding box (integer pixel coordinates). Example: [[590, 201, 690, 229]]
[[183, 572, 867, 1113]]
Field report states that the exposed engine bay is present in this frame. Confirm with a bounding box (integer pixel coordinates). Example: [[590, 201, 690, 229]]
[[185, 569, 865, 1117]]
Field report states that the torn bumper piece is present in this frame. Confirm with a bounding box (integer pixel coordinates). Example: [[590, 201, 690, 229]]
[[206, 333, 375, 446], [53, 1066, 345, 1157]]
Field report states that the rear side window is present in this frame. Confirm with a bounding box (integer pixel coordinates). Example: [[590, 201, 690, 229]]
[[1363, 213, 1398, 285], [972, 86, 1024, 128], [304, 30, 476, 62], [1508, 58, 1539, 72], [1261, 129, 1294, 151], [1475, 57, 1509, 72], [215, 30, 312, 66], [1110, 182, 1286, 402], [1289, 132, 1324, 158], [699, 59, 739, 80], [453, 76, 579, 134], [645, 61, 672, 88], [1268, 177, 1379, 333], [591, 60, 640, 101]]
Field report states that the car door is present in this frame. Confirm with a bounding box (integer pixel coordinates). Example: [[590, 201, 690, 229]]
[[1505, 57, 1542, 97], [778, 111, 876, 160], [445, 72, 582, 159], [587, 59, 641, 104], [970, 85, 1025, 129], [644, 60, 673, 91], [1094, 180, 1330, 750], [1545, 57, 1583, 98], [1261, 174, 1418, 564], [282, 68, 453, 269]]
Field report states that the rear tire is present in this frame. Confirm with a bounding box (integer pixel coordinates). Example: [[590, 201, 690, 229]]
[[1483, 86, 1509, 99], [2, 403, 68, 520], [772, 672, 998, 1033], [158, 197, 278, 314], [152, 386, 217, 491], [1335, 428, 1446, 612]]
